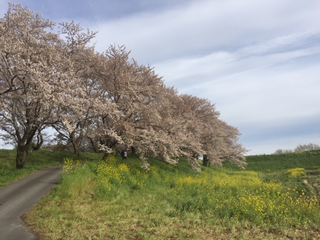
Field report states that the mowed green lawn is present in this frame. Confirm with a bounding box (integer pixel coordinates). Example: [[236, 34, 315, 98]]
[[1, 149, 320, 239]]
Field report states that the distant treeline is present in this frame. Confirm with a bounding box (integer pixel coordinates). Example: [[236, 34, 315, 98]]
[[274, 143, 320, 154]]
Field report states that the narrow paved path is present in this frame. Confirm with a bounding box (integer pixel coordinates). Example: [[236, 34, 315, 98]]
[[0, 166, 62, 240]]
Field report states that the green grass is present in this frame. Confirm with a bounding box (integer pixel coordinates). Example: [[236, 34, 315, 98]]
[[0, 149, 103, 188], [22, 152, 320, 239], [223, 150, 320, 199], [1, 149, 320, 239], [224, 150, 320, 172]]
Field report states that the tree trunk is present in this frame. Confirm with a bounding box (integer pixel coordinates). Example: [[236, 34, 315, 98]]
[[32, 131, 44, 150], [32, 143, 42, 151], [70, 131, 81, 155], [203, 154, 210, 167], [72, 141, 80, 155], [102, 151, 110, 160], [15, 126, 37, 169], [130, 146, 136, 155], [16, 144, 28, 169], [89, 137, 99, 153]]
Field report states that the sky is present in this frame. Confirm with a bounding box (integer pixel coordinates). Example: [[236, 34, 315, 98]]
[[1, 0, 319, 155]]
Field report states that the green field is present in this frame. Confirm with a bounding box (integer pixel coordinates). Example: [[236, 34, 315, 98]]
[[0, 149, 103, 188], [224, 150, 320, 198], [1, 149, 320, 239]]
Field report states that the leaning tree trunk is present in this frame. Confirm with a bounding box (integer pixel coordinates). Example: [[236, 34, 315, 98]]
[[32, 130, 44, 151], [70, 131, 82, 155], [88, 137, 99, 153], [100, 139, 118, 160], [203, 154, 210, 167]]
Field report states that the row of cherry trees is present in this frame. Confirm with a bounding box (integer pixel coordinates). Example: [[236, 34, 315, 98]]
[[0, 4, 247, 170]]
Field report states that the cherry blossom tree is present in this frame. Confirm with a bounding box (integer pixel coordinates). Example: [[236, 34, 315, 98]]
[[90, 46, 247, 170], [89, 45, 168, 164], [49, 22, 119, 155], [0, 3, 247, 170], [179, 94, 247, 168], [0, 3, 70, 168]]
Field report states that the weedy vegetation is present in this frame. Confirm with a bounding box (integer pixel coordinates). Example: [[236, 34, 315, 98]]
[[16, 150, 319, 239], [0, 149, 102, 188]]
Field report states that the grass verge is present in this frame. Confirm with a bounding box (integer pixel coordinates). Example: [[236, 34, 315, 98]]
[[0, 149, 103, 188], [24, 154, 320, 239]]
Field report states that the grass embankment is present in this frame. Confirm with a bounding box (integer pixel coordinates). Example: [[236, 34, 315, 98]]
[[0, 149, 63, 188], [23, 151, 320, 239], [225, 150, 320, 198], [226, 150, 320, 172], [0, 149, 102, 188]]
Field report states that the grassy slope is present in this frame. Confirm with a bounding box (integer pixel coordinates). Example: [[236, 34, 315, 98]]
[[226, 150, 320, 172], [0, 149, 103, 188], [1, 149, 320, 239], [224, 150, 320, 197], [26, 152, 320, 239]]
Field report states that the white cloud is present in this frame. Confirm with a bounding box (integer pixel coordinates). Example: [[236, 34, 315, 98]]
[[1, 0, 320, 155], [238, 30, 320, 57], [92, 0, 320, 63], [150, 29, 320, 156], [155, 44, 320, 96]]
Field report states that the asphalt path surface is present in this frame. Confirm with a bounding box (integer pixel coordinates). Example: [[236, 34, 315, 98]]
[[0, 166, 62, 240]]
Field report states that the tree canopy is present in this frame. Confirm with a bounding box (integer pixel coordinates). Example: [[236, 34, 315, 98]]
[[0, 3, 247, 170]]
